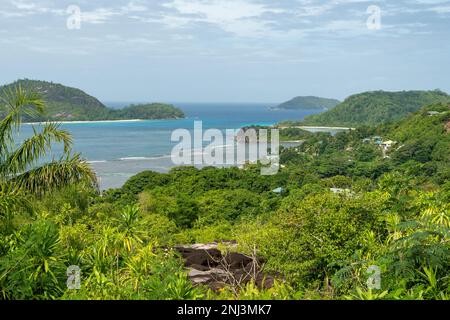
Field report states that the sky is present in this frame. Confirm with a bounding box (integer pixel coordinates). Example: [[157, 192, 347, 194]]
[[0, 0, 449, 103]]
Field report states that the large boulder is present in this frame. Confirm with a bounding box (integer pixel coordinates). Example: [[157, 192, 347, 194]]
[[224, 252, 254, 271], [174, 242, 276, 291], [174, 246, 222, 268]]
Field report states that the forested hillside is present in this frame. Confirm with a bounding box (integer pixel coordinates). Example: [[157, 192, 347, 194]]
[[274, 96, 340, 111], [301, 90, 450, 126], [0, 80, 184, 121]]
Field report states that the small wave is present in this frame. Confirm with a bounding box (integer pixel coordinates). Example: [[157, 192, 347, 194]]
[[119, 157, 153, 161], [118, 146, 234, 162], [189, 144, 234, 153], [87, 160, 108, 164], [211, 144, 234, 150], [119, 155, 172, 161]]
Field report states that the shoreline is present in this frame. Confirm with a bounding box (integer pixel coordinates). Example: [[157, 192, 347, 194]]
[[23, 119, 145, 125], [299, 126, 355, 130], [277, 125, 356, 130], [23, 117, 188, 125]]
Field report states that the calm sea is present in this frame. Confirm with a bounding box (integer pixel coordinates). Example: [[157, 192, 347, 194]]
[[20, 103, 321, 190]]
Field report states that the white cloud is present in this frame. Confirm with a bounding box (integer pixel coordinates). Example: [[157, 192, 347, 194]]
[[161, 0, 285, 37], [163, 0, 282, 21], [79, 1, 149, 24], [0, 0, 447, 61], [81, 8, 119, 24], [121, 1, 148, 13], [1, 0, 148, 23], [428, 5, 450, 13], [413, 0, 450, 4]]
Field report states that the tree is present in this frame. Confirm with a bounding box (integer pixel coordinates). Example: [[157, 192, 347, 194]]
[[0, 85, 97, 210]]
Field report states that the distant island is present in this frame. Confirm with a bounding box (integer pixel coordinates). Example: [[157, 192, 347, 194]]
[[282, 90, 450, 127], [0, 79, 185, 122], [273, 96, 340, 111]]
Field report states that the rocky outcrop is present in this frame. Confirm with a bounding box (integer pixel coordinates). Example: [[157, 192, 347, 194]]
[[174, 242, 275, 291]]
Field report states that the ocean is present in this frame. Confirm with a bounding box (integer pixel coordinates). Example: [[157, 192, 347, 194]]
[[20, 103, 323, 190]]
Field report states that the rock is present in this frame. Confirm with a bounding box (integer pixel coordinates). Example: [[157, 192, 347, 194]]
[[174, 246, 222, 268], [189, 264, 211, 272], [224, 252, 254, 270], [255, 273, 275, 290], [188, 268, 227, 285], [190, 243, 221, 250], [175, 242, 276, 291]]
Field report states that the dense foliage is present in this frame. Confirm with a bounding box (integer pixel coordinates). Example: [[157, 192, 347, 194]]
[[110, 103, 184, 120], [0, 95, 449, 300], [0, 80, 185, 121], [274, 96, 340, 111], [300, 90, 450, 126]]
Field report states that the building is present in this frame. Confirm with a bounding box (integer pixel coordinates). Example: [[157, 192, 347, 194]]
[[330, 188, 354, 196], [372, 136, 383, 145], [381, 140, 396, 148], [272, 187, 285, 195], [381, 140, 397, 158]]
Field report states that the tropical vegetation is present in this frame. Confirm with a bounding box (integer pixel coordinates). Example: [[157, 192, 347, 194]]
[[0, 80, 185, 122], [273, 96, 340, 111], [298, 90, 450, 126], [0, 85, 449, 300]]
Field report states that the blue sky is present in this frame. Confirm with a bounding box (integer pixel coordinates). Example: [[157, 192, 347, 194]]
[[0, 0, 449, 103]]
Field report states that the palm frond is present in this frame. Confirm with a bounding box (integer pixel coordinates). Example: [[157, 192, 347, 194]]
[[0, 122, 72, 176], [12, 154, 98, 196], [0, 84, 45, 150]]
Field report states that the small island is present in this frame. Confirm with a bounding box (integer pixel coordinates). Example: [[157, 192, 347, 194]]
[[0, 79, 185, 122]]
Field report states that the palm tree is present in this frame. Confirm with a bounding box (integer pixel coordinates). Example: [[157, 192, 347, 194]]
[[0, 84, 97, 219]]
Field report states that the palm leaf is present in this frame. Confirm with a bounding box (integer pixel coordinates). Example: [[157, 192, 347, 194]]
[[0, 123, 72, 177], [0, 84, 45, 150], [12, 154, 98, 196]]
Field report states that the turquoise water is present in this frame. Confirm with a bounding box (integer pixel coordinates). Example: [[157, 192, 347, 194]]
[[21, 103, 321, 190]]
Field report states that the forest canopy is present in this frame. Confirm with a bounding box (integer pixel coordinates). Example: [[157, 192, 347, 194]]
[[0, 80, 185, 122], [298, 90, 450, 126], [274, 96, 341, 111]]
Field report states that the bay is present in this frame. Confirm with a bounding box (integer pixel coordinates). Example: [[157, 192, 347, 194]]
[[20, 103, 322, 190]]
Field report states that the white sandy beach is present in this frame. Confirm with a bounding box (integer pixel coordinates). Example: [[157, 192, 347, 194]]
[[23, 119, 144, 125]]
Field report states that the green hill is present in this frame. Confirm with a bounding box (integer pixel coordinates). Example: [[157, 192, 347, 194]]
[[274, 96, 340, 111], [383, 103, 450, 173], [301, 90, 450, 127], [0, 79, 185, 121], [279, 102, 450, 184]]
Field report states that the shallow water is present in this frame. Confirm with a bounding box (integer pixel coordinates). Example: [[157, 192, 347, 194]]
[[19, 103, 324, 190]]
